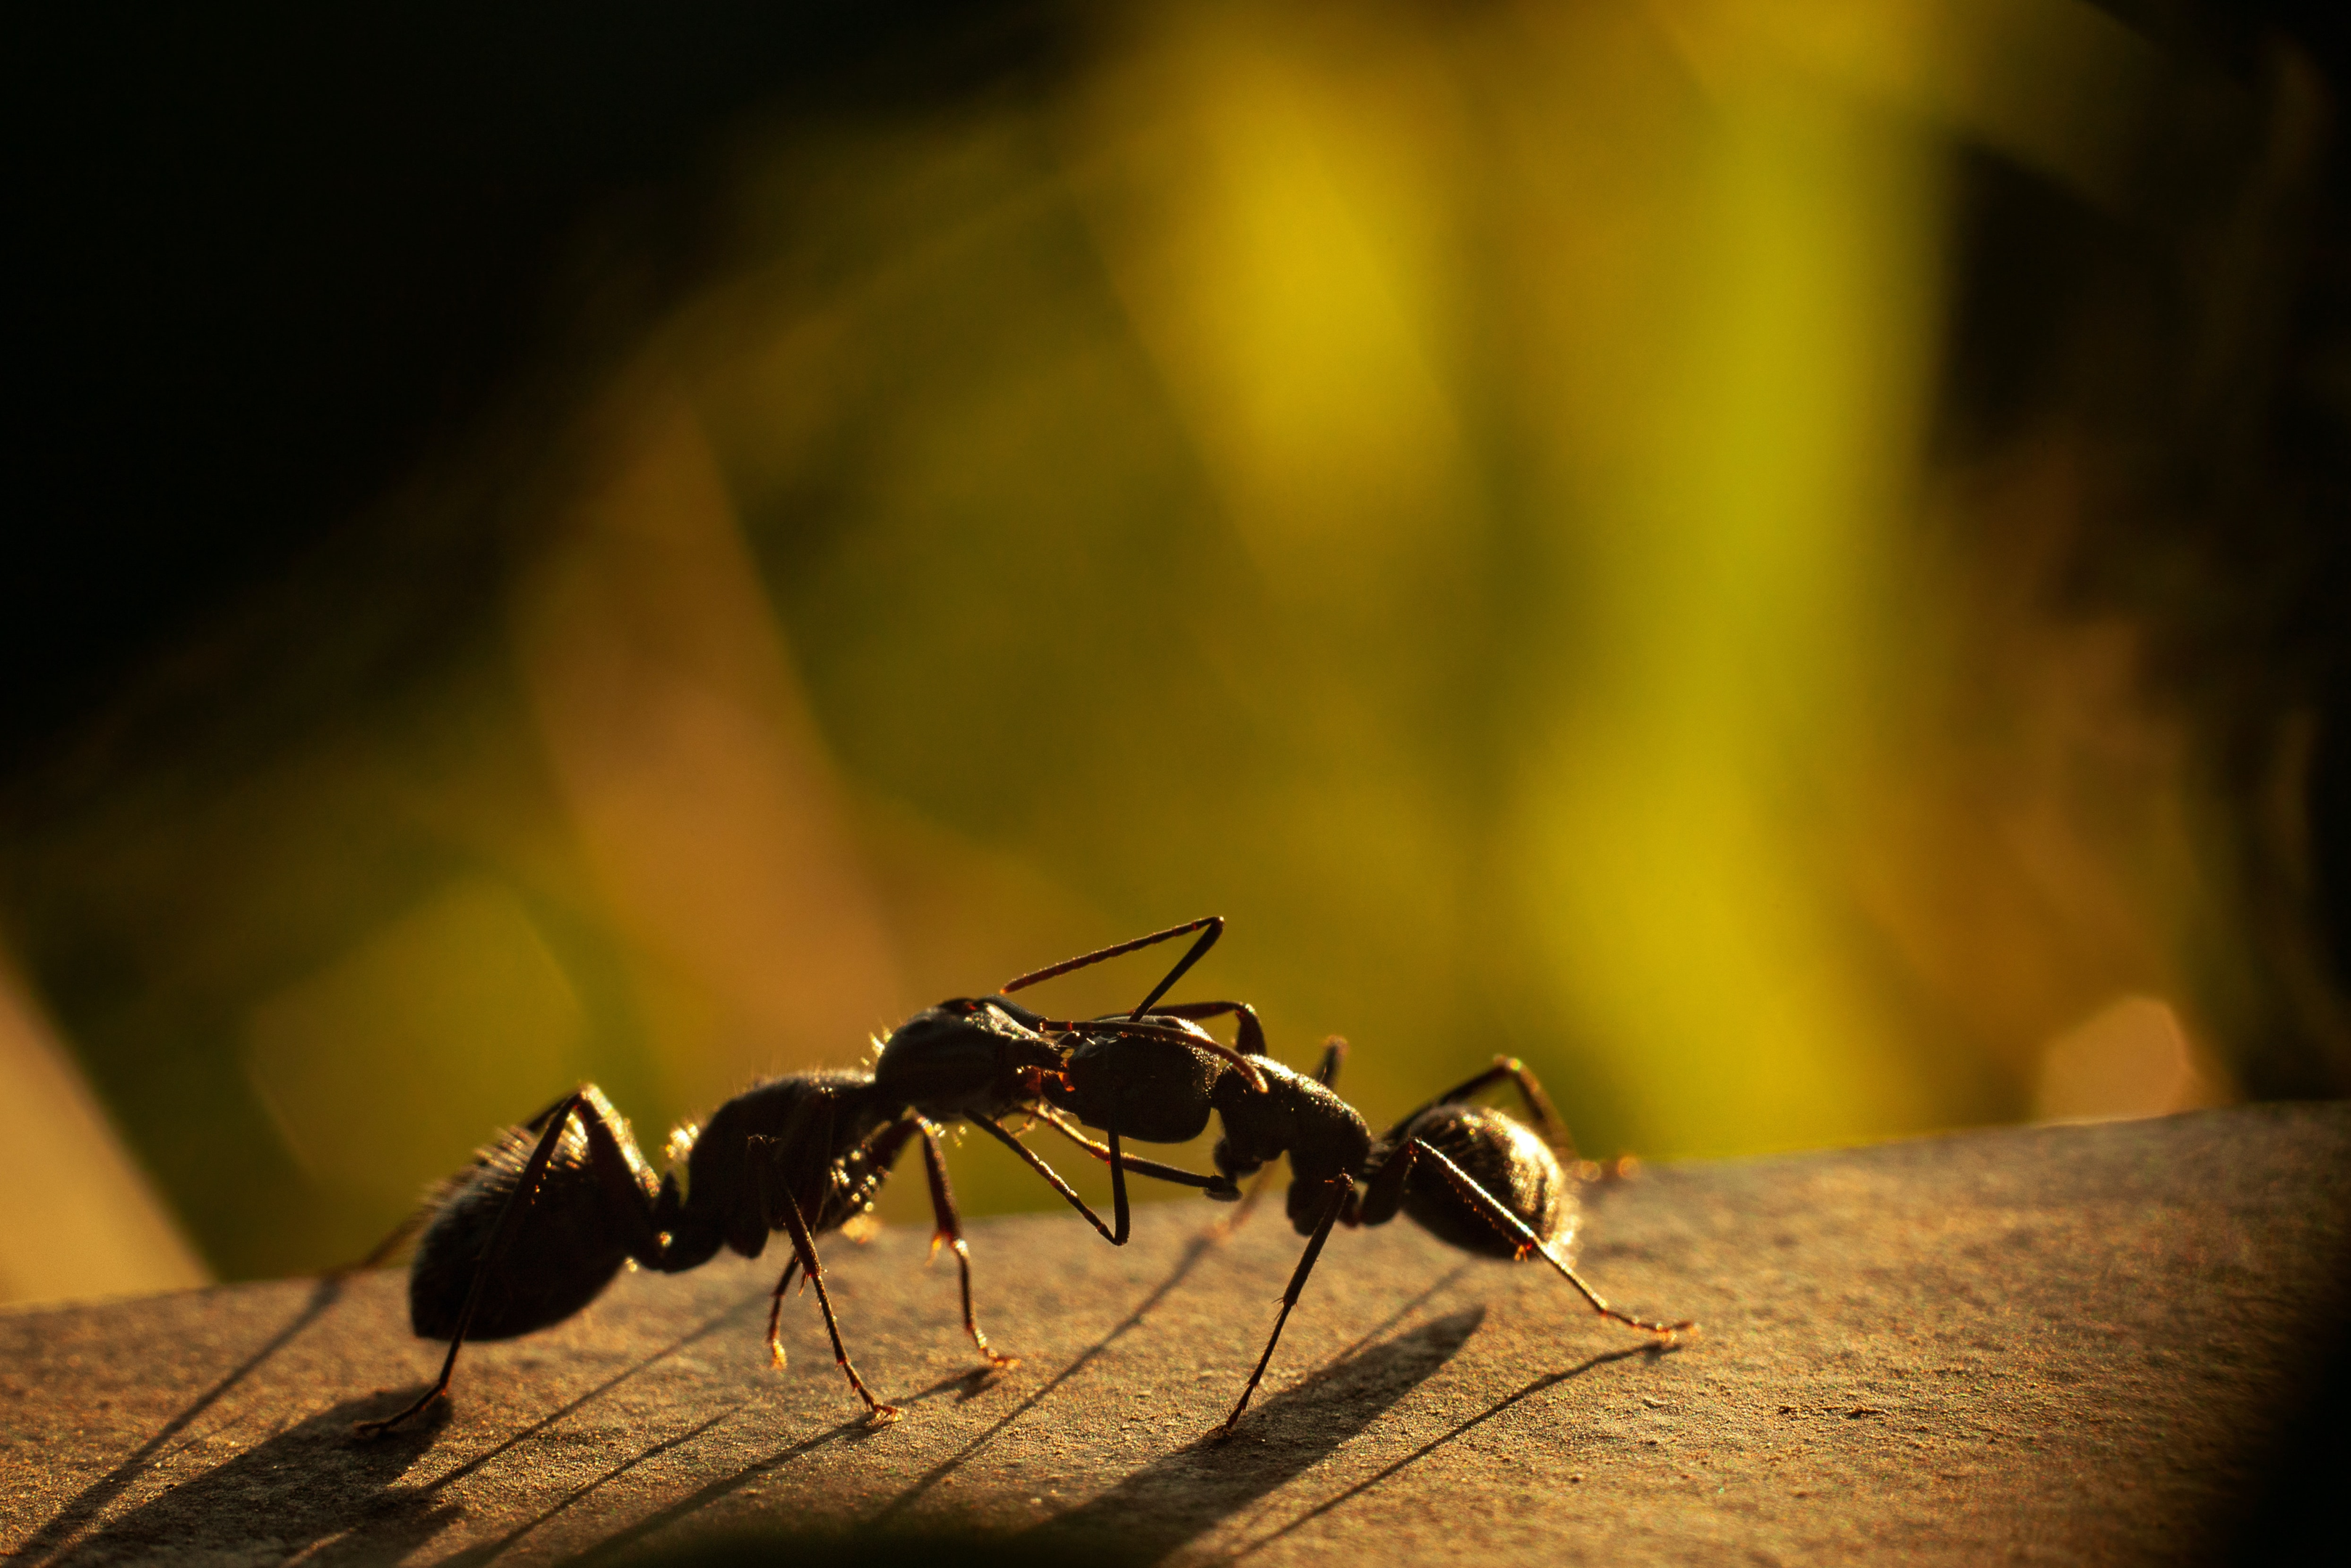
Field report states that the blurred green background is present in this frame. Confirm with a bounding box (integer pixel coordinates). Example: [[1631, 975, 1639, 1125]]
[[7, 0, 2351, 1299]]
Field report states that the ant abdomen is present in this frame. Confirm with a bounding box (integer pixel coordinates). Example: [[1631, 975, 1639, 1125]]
[[1395, 1106, 1578, 1261], [410, 1103, 659, 1341]]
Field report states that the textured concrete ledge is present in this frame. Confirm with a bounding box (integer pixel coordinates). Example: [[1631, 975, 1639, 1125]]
[[4, 1103, 2346, 1566]]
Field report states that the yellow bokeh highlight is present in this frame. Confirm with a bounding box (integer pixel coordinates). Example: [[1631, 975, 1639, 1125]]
[[243, 878, 589, 1203], [1078, 13, 1467, 598], [1524, 78, 1949, 1151]]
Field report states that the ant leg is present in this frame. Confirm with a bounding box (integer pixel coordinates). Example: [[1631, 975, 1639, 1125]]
[[998, 915, 1223, 1019], [1141, 1000, 1266, 1057], [1211, 1167, 1277, 1240], [767, 1178, 899, 1421], [1031, 1016, 1268, 1093], [1377, 1057, 1576, 1159], [1030, 1111, 1240, 1194], [1313, 1037, 1345, 1086], [764, 1254, 804, 1363], [1354, 1129, 1422, 1228], [1219, 1177, 1352, 1433], [969, 1115, 1133, 1244], [747, 1108, 898, 1418], [765, 1254, 804, 1331], [761, 1109, 923, 1358], [919, 1122, 1018, 1368], [1407, 1138, 1690, 1339], [1488, 1061, 1573, 1157], [355, 1087, 655, 1437]]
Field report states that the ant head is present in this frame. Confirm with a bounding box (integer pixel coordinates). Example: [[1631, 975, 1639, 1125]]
[[1018, 1063, 1074, 1099], [995, 1028, 1067, 1082], [872, 996, 1066, 1119]]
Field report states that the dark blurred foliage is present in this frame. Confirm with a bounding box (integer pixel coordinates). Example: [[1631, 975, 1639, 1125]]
[[1, 0, 1115, 1280], [2082, 1, 2351, 1098], [1926, 28, 2351, 1098], [4, 0, 1064, 767]]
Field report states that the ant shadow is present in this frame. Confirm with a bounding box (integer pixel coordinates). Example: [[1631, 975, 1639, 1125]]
[[433, 1403, 752, 1568], [1014, 1304, 1489, 1567], [571, 1302, 1489, 1568], [15, 1273, 351, 1566], [410, 1290, 766, 1495], [41, 1389, 462, 1568], [560, 1416, 882, 1567], [549, 1233, 1231, 1563], [418, 1315, 1007, 1564], [1229, 1339, 1673, 1559], [20, 1281, 772, 1568], [868, 1230, 1226, 1527]]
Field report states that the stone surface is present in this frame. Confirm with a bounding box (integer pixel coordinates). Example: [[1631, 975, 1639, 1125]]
[[4, 1104, 2347, 1566]]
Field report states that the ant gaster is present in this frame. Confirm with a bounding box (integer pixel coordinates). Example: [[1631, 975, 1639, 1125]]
[[1157, 1043, 1695, 1432], [356, 917, 1270, 1436]]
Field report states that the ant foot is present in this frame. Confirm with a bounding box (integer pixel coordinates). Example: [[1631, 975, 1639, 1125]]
[[865, 1402, 903, 1424], [351, 1389, 445, 1440], [1642, 1318, 1696, 1347]]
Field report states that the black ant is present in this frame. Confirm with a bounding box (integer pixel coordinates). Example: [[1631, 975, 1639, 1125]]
[[1136, 1041, 1696, 1432], [354, 917, 1271, 1436]]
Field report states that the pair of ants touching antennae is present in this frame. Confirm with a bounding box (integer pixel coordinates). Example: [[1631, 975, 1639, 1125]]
[[351, 917, 1690, 1439]]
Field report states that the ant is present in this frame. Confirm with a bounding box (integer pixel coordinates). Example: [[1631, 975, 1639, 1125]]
[[354, 917, 1273, 1436], [1115, 1040, 1696, 1433]]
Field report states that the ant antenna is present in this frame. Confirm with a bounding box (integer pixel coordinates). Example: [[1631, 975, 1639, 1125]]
[[999, 915, 1223, 1018]]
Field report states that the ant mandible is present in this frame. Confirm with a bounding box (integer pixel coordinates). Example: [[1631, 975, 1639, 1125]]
[[1055, 1037, 1698, 1432], [354, 916, 1269, 1436]]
